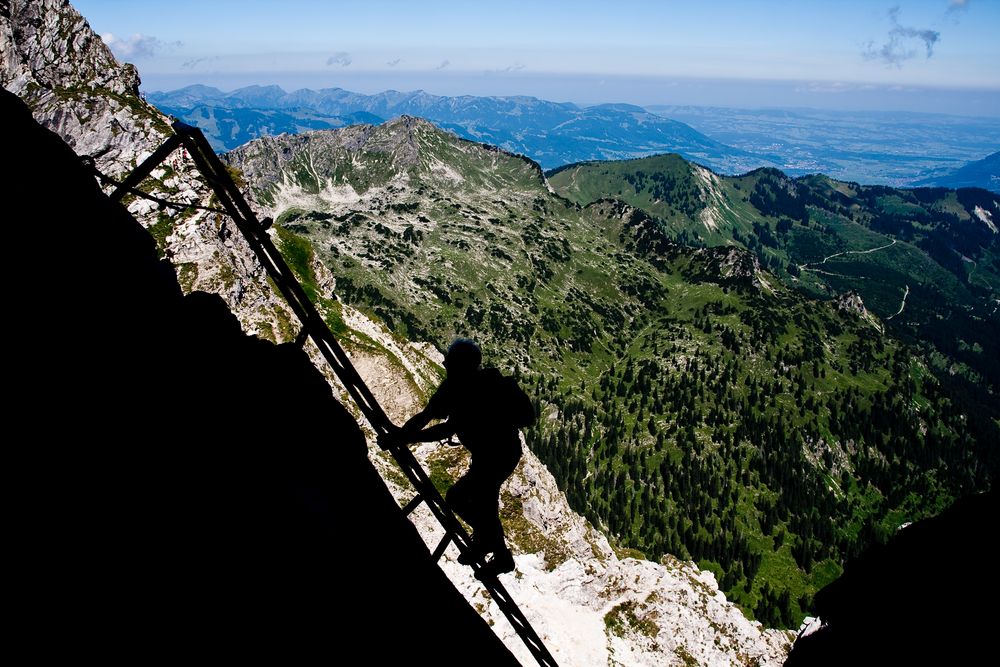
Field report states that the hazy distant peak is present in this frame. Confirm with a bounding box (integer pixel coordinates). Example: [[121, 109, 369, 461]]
[[169, 83, 225, 96], [587, 102, 648, 114]]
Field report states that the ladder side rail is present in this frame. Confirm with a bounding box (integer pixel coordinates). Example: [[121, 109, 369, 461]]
[[174, 130, 394, 434], [118, 125, 560, 667]]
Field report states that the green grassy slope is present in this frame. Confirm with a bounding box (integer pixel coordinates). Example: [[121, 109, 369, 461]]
[[225, 121, 998, 627], [549, 158, 1000, 403]]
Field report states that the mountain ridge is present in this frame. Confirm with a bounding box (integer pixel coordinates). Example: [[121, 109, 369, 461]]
[[546, 153, 1000, 401], [914, 150, 1000, 192], [148, 83, 768, 173]]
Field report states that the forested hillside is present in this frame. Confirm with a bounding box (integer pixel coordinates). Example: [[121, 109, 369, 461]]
[[222, 120, 998, 627]]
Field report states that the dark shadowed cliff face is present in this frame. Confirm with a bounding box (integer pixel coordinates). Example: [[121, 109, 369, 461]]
[[785, 490, 997, 667], [5, 88, 516, 664]]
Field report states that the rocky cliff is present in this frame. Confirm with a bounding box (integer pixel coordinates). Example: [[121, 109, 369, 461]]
[[406, 445, 794, 666], [2, 0, 289, 338]]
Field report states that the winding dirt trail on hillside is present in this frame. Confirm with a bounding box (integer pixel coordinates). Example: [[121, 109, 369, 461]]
[[798, 238, 897, 273]]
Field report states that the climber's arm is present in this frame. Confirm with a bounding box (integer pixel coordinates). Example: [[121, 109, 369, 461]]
[[379, 408, 455, 448]]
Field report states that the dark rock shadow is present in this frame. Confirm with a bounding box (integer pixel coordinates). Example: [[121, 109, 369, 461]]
[[786, 489, 997, 666], [5, 88, 517, 664]]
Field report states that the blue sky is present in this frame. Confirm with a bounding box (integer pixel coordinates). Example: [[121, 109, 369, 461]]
[[76, 0, 999, 115]]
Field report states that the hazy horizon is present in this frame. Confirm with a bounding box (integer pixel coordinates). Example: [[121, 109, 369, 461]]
[[78, 0, 1000, 118], [143, 73, 1000, 119]]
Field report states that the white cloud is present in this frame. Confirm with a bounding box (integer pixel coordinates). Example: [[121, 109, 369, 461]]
[[101, 32, 178, 60], [326, 52, 352, 67]]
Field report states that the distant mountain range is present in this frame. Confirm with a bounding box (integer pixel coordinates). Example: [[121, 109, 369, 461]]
[[149, 85, 999, 190], [147, 84, 771, 174], [915, 151, 1000, 192]]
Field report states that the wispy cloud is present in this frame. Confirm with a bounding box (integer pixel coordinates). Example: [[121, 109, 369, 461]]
[[181, 55, 221, 70], [435, 59, 450, 70], [386, 58, 401, 67], [946, 0, 971, 22], [485, 62, 527, 75], [101, 33, 179, 59], [326, 51, 352, 67], [862, 6, 940, 67]]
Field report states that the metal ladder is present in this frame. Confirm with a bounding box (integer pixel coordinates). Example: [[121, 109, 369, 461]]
[[110, 121, 559, 667]]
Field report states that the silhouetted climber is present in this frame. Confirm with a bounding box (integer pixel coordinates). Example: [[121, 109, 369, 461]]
[[382, 338, 535, 577]]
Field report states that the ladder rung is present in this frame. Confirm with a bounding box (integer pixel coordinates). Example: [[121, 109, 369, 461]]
[[401, 494, 423, 516], [431, 533, 452, 562]]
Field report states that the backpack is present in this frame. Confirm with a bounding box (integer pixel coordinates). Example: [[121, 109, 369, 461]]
[[491, 370, 535, 430]]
